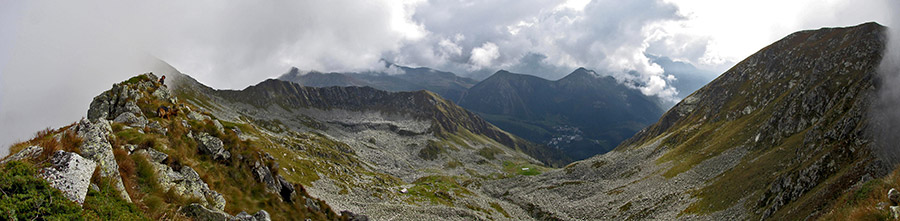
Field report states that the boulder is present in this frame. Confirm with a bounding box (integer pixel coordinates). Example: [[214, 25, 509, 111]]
[[141, 155, 227, 211], [124, 101, 143, 117], [180, 203, 271, 221], [113, 112, 148, 128], [76, 118, 132, 203], [188, 111, 212, 122], [134, 148, 168, 163], [87, 83, 143, 121], [252, 161, 280, 195], [889, 188, 899, 204], [180, 204, 231, 220], [196, 132, 230, 160], [152, 87, 171, 100], [39, 151, 96, 205], [892, 206, 900, 219], [277, 175, 296, 202], [214, 120, 225, 134], [147, 121, 167, 135], [340, 210, 370, 221], [252, 210, 271, 221], [0, 145, 43, 164], [123, 144, 138, 153]]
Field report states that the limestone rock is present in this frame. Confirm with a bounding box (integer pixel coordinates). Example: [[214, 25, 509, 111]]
[[0, 145, 43, 164], [124, 101, 143, 117], [252, 161, 280, 195], [277, 175, 296, 202], [139, 155, 226, 211], [214, 120, 225, 134], [123, 144, 138, 153], [148, 121, 167, 135], [181, 203, 271, 221], [180, 204, 231, 220], [113, 112, 147, 128], [340, 210, 370, 221], [196, 132, 230, 160], [152, 86, 170, 100], [39, 151, 96, 205], [134, 148, 168, 163], [188, 111, 211, 122], [87, 83, 143, 121], [76, 118, 132, 203], [892, 206, 900, 219], [889, 188, 899, 204], [253, 210, 271, 221]]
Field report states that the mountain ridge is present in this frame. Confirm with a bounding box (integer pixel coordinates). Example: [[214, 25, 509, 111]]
[[483, 21, 891, 220]]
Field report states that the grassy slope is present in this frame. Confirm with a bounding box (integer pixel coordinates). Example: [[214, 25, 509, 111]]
[[617, 23, 885, 219]]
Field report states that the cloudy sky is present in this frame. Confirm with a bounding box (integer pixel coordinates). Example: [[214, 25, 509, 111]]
[[0, 0, 897, 156]]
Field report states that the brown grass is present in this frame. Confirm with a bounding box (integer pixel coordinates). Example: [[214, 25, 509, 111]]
[[819, 166, 900, 220]]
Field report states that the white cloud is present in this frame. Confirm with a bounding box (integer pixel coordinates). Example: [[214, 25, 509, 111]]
[[1, 0, 896, 155], [469, 42, 500, 68]]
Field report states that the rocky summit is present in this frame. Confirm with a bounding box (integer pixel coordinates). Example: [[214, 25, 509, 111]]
[[2, 22, 899, 221]]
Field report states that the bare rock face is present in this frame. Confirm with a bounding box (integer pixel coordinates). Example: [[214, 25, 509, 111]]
[[890, 188, 900, 204], [113, 112, 148, 128], [76, 118, 132, 203], [87, 83, 144, 121], [39, 151, 96, 205], [152, 85, 171, 100], [0, 145, 42, 164], [340, 210, 370, 221], [180, 203, 271, 221], [252, 161, 280, 194], [196, 132, 230, 160]]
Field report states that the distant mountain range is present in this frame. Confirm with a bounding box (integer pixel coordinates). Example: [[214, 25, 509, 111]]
[[487, 22, 892, 220], [279, 62, 687, 160], [278, 62, 478, 102], [3, 22, 894, 221], [457, 68, 665, 160]]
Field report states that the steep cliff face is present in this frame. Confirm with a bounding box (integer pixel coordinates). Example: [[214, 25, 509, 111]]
[[484, 22, 889, 220]]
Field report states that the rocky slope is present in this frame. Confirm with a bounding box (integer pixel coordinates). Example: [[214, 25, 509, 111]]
[[2, 57, 568, 220], [164, 61, 573, 220], [483, 22, 892, 220], [2, 73, 346, 220], [458, 68, 665, 160]]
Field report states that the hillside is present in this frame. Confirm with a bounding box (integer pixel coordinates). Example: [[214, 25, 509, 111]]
[[278, 62, 478, 102], [483, 22, 891, 220], [1, 60, 570, 220], [458, 68, 665, 160]]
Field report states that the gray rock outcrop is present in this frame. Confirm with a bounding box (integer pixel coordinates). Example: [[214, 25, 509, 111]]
[[148, 121, 167, 135], [39, 151, 97, 205], [180, 203, 270, 221], [113, 112, 148, 128], [188, 111, 211, 122], [134, 149, 226, 211], [340, 210, 370, 221], [76, 118, 132, 203], [196, 132, 230, 160], [252, 161, 279, 194], [0, 145, 43, 164], [87, 83, 144, 121], [152, 86, 171, 100]]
